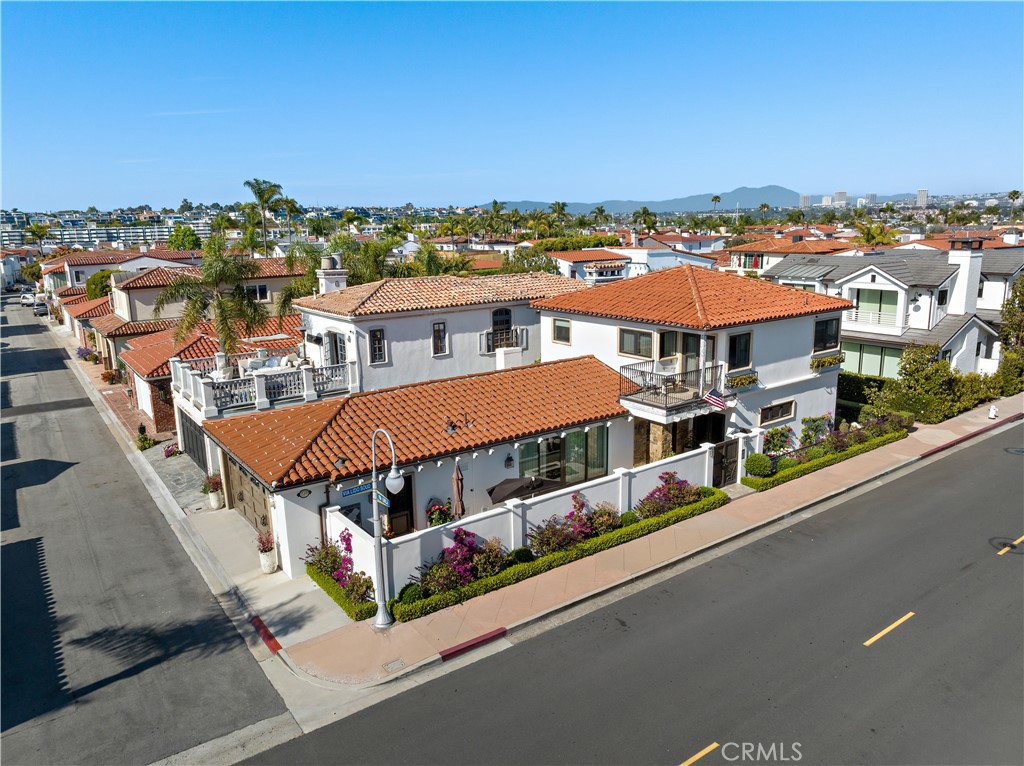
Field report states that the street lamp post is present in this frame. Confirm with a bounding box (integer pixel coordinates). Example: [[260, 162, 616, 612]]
[[370, 427, 404, 629]]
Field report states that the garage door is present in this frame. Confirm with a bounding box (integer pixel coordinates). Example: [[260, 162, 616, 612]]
[[178, 407, 208, 474], [225, 456, 272, 532]]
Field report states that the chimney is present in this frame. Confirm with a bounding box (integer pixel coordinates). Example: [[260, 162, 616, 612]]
[[1003, 229, 1021, 246], [774, 231, 783, 239], [316, 255, 348, 294], [630, 227, 638, 247], [947, 248, 982, 315], [140, 244, 148, 253]]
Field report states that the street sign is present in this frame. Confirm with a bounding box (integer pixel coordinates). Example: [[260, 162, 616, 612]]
[[341, 483, 373, 498], [374, 490, 390, 508]]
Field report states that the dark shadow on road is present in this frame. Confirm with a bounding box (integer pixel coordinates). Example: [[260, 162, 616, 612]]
[[1, 458, 78, 531], [0, 323, 45, 338], [67, 603, 315, 699], [1, 537, 73, 732], [0, 380, 11, 409], [0, 347, 69, 376], [1, 421, 18, 461], [989, 536, 1023, 554]]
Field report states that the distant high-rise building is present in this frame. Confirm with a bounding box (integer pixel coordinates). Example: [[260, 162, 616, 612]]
[[867, 193, 877, 205], [917, 189, 928, 207], [799, 195, 810, 209], [821, 195, 833, 206], [834, 191, 848, 207], [856, 198, 867, 208]]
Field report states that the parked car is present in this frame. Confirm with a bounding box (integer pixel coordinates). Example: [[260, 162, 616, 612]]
[[4, 283, 21, 293], [32, 302, 48, 316], [20, 293, 36, 306]]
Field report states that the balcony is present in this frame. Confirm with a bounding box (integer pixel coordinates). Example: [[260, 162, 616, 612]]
[[843, 308, 910, 335], [479, 327, 528, 354], [619, 360, 725, 422], [170, 348, 349, 418]]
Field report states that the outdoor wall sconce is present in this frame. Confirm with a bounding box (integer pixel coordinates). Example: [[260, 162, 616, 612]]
[[504, 454, 514, 469], [297, 488, 312, 498]]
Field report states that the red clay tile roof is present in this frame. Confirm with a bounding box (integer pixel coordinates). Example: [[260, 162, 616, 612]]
[[294, 273, 586, 317], [115, 266, 202, 289], [144, 250, 202, 262], [725, 239, 850, 255], [90, 315, 179, 338], [64, 296, 113, 319], [249, 257, 306, 278], [53, 286, 86, 297], [204, 356, 627, 488], [120, 315, 304, 378], [58, 292, 92, 307], [546, 249, 627, 264], [532, 265, 852, 329]]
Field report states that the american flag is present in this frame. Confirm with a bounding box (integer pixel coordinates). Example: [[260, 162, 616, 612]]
[[702, 387, 726, 410]]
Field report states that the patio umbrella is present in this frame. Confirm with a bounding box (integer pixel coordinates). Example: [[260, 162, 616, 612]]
[[451, 462, 466, 518], [486, 476, 563, 505]]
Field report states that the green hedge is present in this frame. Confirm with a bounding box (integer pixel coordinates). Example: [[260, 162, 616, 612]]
[[837, 371, 887, 404], [390, 487, 730, 622], [741, 430, 907, 491], [306, 565, 378, 621]]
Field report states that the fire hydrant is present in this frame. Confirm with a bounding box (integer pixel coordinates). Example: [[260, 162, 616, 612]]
[[988, 405, 998, 420]]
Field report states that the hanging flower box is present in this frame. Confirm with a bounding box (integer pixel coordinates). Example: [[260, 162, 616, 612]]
[[810, 353, 845, 372], [725, 371, 759, 390]]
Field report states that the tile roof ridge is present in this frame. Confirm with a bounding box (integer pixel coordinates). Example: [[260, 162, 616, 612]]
[[684, 265, 710, 329], [277, 399, 350, 485]]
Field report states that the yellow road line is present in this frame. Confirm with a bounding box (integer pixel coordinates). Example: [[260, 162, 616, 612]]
[[864, 611, 915, 647], [997, 534, 1024, 556], [680, 741, 720, 766]]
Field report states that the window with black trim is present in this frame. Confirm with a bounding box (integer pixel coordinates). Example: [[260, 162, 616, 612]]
[[245, 284, 269, 301], [813, 317, 840, 352], [728, 332, 752, 370], [978, 280, 985, 298], [369, 328, 386, 364], [553, 318, 571, 344], [432, 322, 447, 356], [619, 328, 653, 358], [760, 400, 794, 426], [937, 288, 948, 306]]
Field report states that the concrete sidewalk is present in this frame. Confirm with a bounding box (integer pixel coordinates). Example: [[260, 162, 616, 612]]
[[53, 317, 1023, 691]]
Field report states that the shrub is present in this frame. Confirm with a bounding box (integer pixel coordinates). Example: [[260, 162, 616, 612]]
[[76, 346, 91, 360], [745, 453, 773, 477], [528, 515, 577, 557], [837, 371, 887, 403], [762, 425, 794, 454], [846, 427, 868, 445], [426, 499, 454, 526], [304, 538, 345, 578], [823, 430, 849, 454], [507, 547, 535, 565], [342, 571, 374, 602], [420, 560, 461, 596], [392, 488, 729, 622], [398, 582, 423, 604], [472, 537, 508, 580], [589, 501, 620, 537], [742, 430, 907, 491], [256, 529, 275, 553], [803, 446, 827, 461], [995, 349, 1024, 396], [634, 471, 701, 519], [618, 511, 639, 527], [100, 369, 118, 384], [444, 527, 480, 585], [135, 432, 158, 451], [799, 414, 832, 447], [776, 456, 800, 472], [306, 564, 377, 621], [201, 473, 223, 493]]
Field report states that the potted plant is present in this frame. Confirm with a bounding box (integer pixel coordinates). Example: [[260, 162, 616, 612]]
[[257, 529, 276, 574], [201, 473, 223, 509]]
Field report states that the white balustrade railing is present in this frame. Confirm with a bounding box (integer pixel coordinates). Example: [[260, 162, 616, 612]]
[[844, 309, 900, 327], [211, 378, 257, 409], [312, 363, 348, 394]]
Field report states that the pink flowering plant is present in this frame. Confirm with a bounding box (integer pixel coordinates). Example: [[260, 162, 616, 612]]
[[329, 529, 375, 601], [527, 491, 621, 556], [427, 499, 455, 527], [762, 425, 794, 454], [633, 472, 701, 520]]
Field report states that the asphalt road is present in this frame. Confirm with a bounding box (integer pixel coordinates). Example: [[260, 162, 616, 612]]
[[250, 423, 1024, 766], [0, 295, 287, 764]]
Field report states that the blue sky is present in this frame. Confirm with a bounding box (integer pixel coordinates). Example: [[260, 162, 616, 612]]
[[3, 2, 1022, 211]]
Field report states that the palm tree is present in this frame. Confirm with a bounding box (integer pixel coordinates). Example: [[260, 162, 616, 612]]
[[758, 203, 770, 220], [210, 212, 235, 235], [711, 195, 721, 212], [436, 216, 466, 249], [279, 196, 303, 242], [526, 209, 551, 240], [234, 226, 261, 258], [413, 241, 473, 276], [550, 201, 568, 223], [243, 178, 283, 259], [571, 214, 592, 231], [506, 208, 523, 235], [340, 209, 367, 234], [275, 241, 323, 324], [25, 223, 50, 253], [307, 216, 336, 240], [590, 205, 610, 226], [852, 217, 897, 247], [345, 237, 416, 285], [631, 207, 657, 234], [153, 234, 269, 353], [1008, 190, 1021, 220]]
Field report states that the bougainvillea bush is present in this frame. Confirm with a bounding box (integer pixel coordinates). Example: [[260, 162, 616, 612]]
[[633, 472, 701, 519]]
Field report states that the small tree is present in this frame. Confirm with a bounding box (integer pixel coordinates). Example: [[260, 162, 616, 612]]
[[999, 275, 1024, 351], [502, 247, 559, 275], [85, 269, 125, 299], [868, 344, 959, 423], [167, 224, 202, 250]]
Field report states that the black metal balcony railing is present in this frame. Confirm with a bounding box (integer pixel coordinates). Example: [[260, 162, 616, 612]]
[[619, 360, 723, 410]]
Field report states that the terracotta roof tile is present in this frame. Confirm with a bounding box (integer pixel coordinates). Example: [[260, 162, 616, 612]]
[[58, 292, 93, 307], [90, 314, 179, 337], [64, 296, 113, 319], [204, 356, 627, 488], [53, 286, 86, 297], [294, 273, 586, 318], [532, 265, 852, 329], [546, 249, 627, 264], [726, 239, 850, 255], [115, 266, 202, 289]]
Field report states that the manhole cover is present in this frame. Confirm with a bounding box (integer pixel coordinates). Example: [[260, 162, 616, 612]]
[[382, 658, 406, 673]]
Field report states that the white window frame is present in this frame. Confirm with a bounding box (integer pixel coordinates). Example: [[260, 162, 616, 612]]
[[552, 318, 571, 345], [245, 284, 269, 302], [368, 328, 387, 365], [759, 400, 794, 427]]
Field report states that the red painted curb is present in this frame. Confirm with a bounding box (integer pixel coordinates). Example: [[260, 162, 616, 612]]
[[439, 627, 507, 662], [919, 411, 1024, 459], [250, 615, 282, 654]]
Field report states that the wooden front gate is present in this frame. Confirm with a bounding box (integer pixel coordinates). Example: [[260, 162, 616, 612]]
[[712, 438, 739, 488], [178, 408, 208, 474], [225, 456, 272, 531]]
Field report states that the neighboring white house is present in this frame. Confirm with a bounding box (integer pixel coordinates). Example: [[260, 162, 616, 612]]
[[40, 249, 202, 294], [721, 236, 854, 277], [533, 264, 853, 468], [762, 246, 1012, 376], [291, 268, 588, 391], [546, 247, 716, 284]]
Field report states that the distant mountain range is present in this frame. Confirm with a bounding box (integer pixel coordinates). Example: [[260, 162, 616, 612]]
[[496, 186, 916, 214]]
